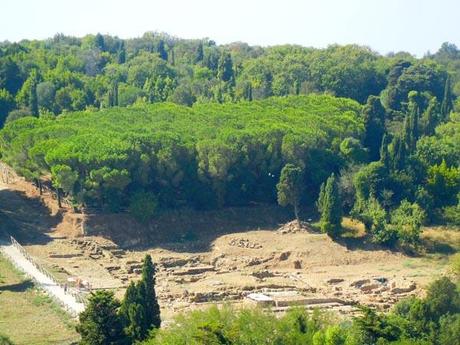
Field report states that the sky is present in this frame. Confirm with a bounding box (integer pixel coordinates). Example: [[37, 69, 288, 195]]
[[1, 0, 459, 56]]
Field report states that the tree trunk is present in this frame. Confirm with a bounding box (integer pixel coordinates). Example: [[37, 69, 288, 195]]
[[57, 188, 62, 208], [294, 204, 300, 227]]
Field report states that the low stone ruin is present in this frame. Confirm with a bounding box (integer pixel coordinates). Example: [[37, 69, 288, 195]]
[[228, 238, 263, 249], [277, 221, 310, 234]]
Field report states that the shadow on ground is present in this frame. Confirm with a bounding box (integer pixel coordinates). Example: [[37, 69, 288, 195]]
[[0, 279, 34, 292], [0, 188, 62, 245], [334, 235, 400, 254], [85, 205, 297, 253], [422, 237, 457, 255]]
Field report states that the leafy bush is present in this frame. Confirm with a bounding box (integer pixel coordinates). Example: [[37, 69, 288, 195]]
[[0, 334, 14, 345], [142, 306, 335, 345], [129, 191, 159, 223], [390, 201, 425, 247]]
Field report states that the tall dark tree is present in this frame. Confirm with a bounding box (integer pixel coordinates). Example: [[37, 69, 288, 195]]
[[405, 91, 420, 152], [119, 255, 161, 342], [108, 82, 119, 107], [76, 290, 127, 345], [318, 173, 342, 237], [0, 58, 23, 95], [95, 33, 105, 51], [217, 51, 235, 84], [120, 282, 144, 341], [170, 47, 175, 66], [0, 89, 15, 127], [362, 96, 386, 161], [277, 164, 304, 224], [422, 97, 440, 136], [117, 41, 126, 64], [29, 71, 39, 116], [139, 254, 161, 330], [195, 42, 204, 63], [441, 75, 453, 119], [157, 40, 168, 61], [379, 134, 390, 170], [391, 135, 406, 171]]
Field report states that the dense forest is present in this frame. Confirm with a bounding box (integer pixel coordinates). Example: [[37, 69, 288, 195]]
[[0, 33, 459, 245], [0, 95, 362, 210], [0, 33, 459, 123]]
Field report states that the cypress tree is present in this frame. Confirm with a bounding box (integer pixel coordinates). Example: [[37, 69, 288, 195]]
[[392, 134, 406, 171], [113, 82, 119, 106], [422, 97, 439, 136], [217, 51, 235, 85], [157, 40, 168, 61], [441, 76, 453, 119], [362, 96, 386, 161], [95, 33, 105, 51], [410, 110, 418, 152], [403, 112, 410, 146], [245, 82, 253, 101], [319, 173, 342, 238], [140, 255, 161, 331], [195, 42, 204, 63], [170, 47, 175, 66], [119, 255, 161, 341], [117, 41, 126, 64], [379, 134, 390, 170], [316, 182, 326, 214], [29, 70, 39, 116], [407, 91, 420, 152], [107, 88, 113, 107]]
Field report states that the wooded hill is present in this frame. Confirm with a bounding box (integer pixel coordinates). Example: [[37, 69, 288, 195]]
[[0, 33, 459, 240]]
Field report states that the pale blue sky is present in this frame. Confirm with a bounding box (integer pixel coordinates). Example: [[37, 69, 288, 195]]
[[1, 0, 458, 56]]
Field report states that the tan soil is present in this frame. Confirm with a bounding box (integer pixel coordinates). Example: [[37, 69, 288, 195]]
[[1, 175, 458, 322]]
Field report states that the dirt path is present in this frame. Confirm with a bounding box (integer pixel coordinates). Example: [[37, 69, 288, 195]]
[[0, 238, 85, 316]]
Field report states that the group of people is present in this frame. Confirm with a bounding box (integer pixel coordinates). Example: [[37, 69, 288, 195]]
[[63, 277, 91, 294]]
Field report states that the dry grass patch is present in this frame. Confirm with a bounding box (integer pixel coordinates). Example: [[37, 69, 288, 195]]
[[0, 254, 79, 345]]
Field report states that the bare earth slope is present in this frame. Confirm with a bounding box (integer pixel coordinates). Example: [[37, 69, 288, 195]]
[[0, 178, 458, 322]]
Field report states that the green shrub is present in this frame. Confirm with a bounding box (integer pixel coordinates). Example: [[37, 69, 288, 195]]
[[129, 191, 159, 223], [0, 334, 14, 345]]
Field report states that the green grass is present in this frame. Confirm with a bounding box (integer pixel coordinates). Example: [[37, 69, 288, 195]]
[[0, 254, 79, 345]]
